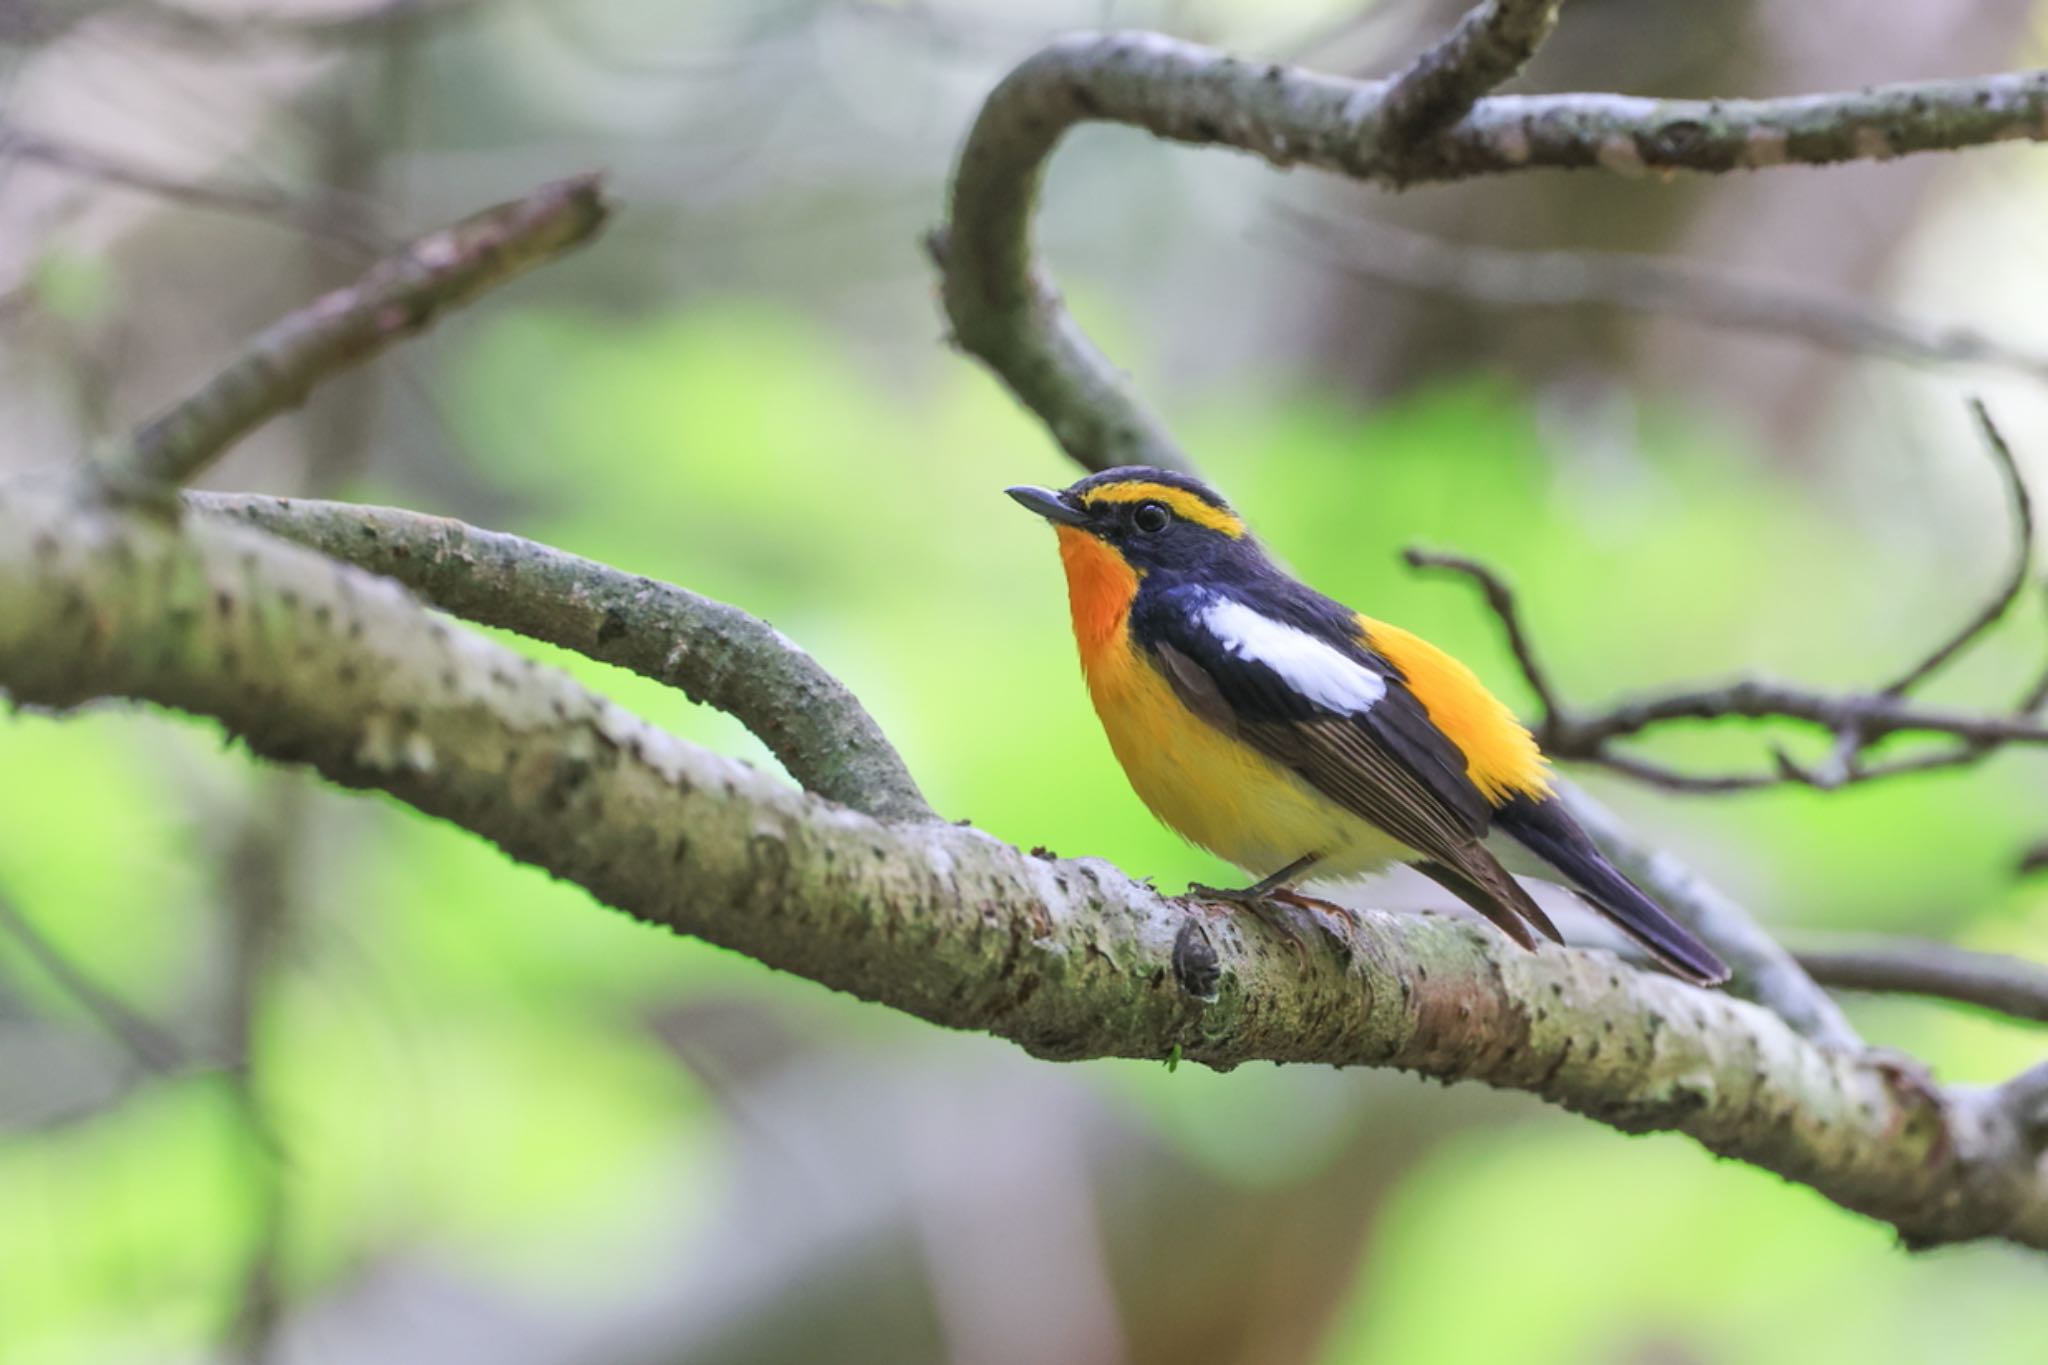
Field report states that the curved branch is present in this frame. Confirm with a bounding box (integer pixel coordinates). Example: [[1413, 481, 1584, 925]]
[[3, 477, 2045, 1251], [126, 176, 609, 487], [938, 31, 2048, 471], [186, 492, 934, 824]]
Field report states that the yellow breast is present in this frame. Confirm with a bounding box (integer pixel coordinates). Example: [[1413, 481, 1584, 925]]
[[1076, 608, 1410, 880]]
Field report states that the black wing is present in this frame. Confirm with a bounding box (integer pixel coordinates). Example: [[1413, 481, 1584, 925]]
[[1138, 584, 1559, 949]]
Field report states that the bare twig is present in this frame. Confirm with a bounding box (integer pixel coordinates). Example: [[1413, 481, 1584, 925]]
[[1402, 406, 2048, 795], [1376, 0, 1564, 148], [0, 126, 389, 252], [188, 493, 935, 824], [1792, 936, 2048, 1025], [1402, 546, 1568, 731], [0, 887, 186, 1072], [124, 175, 609, 487], [216, 784, 298, 1364], [122, 0, 487, 45], [1268, 210, 2048, 386], [1882, 402, 2034, 697]]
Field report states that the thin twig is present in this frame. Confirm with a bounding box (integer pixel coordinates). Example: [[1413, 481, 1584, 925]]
[[1401, 546, 1568, 730], [1405, 405, 2048, 795], [0, 126, 389, 253], [125, 174, 609, 487], [1792, 935, 2048, 1025], [1882, 401, 2035, 696], [0, 887, 186, 1072]]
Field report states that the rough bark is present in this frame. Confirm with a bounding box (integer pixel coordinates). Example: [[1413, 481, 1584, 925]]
[[3, 477, 2046, 1251]]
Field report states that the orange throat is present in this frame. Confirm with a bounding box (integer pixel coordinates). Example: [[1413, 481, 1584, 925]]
[[1055, 526, 1140, 668]]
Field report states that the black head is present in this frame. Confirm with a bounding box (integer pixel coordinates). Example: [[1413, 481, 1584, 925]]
[[1004, 466, 1260, 574]]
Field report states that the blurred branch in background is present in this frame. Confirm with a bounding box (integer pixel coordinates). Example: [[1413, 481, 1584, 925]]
[[123, 174, 608, 487], [4, 0, 485, 48], [215, 782, 301, 1365], [1792, 935, 2048, 1025], [0, 886, 186, 1074], [0, 125, 389, 252], [1266, 207, 2048, 388]]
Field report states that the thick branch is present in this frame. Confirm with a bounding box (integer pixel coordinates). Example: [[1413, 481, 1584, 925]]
[[939, 31, 2048, 469], [125, 176, 609, 487], [187, 492, 934, 824], [3, 479, 2045, 1250]]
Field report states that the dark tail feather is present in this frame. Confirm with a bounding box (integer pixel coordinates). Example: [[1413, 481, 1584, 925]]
[[1412, 855, 1564, 952], [1493, 795, 1731, 987]]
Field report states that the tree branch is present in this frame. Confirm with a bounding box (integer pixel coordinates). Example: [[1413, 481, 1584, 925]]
[[1549, 783, 1859, 1048], [1793, 936, 2048, 1025], [124, 175, 609, 487], [5, 477, 2046, 1250], [186, 492, 934, 824], [1376, 0, 1564, 149], [937, 31, 2048, 468], [1267, 210, 2048, 386], [0, 125, 389, 253]]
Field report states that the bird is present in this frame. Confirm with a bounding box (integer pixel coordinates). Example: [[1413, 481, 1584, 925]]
[[1006, 466, 1730, 986]]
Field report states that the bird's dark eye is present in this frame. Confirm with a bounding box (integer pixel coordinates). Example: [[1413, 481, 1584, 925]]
[[1132, 501, 1171, 534]]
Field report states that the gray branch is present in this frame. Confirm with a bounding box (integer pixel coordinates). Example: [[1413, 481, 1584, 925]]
[[938, 30, 2048, 468], [187, 492, 934, 824], [1376, 0, 1564, 149], [1794, 937, 2048, 1026], [1268, 210, 2048, 386], [5, 476, 2046, 1251], [125, 175, 609, 487]]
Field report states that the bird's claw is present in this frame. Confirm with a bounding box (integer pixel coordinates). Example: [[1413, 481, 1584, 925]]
[[1183, 883, 1351, 966]]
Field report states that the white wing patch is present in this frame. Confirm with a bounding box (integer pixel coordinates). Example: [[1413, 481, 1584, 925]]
[[1201, 597, 1387, 714]]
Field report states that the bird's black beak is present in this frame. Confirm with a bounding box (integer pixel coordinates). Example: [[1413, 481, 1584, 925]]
[[1005, 485, 1089, 527]]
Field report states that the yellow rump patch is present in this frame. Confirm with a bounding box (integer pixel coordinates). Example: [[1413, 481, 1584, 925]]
[[1359, 615, 1553, 803], [1080, 481, 1245, 538]]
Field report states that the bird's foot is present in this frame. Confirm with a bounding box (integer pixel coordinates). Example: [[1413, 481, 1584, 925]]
[[1185, 882, 1351, 964], [1270, 887, 1358, 932]]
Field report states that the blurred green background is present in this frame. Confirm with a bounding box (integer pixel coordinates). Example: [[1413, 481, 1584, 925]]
[[2, 1, 2046, 1361]]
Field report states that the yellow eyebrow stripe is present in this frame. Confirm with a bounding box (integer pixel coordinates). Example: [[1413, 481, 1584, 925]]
[[1080, 482, 1245, 538]]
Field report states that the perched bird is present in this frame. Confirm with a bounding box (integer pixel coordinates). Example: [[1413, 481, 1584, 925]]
[[1007, 466, 1729, 986]]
